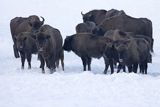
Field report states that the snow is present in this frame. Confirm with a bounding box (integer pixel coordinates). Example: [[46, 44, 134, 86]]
[[1, 0, 160, 107]]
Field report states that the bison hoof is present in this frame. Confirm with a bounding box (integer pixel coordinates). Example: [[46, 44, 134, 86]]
[[42, 71, 45, 74], [21, 66, 24, 69], [50, 68, 56, 74], [104, 70, 107, 74], [15, 54, 20, 58]]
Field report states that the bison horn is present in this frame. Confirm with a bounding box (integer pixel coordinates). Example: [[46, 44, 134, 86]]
[[40, 16, 45, 25], [81, 11, 84, 16]]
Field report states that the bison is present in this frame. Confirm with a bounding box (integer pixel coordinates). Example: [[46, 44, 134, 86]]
[[98, 14, 153, 51], [134, 38, 151, 74], [10, 15, 45, 58], [113, 37, 150, 74], [15, 32, 38, 69], [63, 33, 116, 74], [104, 29, 152, 63], [36, 24, 64, 73], [104, 29, 151, 73]]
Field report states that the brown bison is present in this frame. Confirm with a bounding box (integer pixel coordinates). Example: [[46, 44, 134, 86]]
[[104, 29, 151, 73], [104, 29, 152, 63], [134, 38, 151, 74], [98, 14, 153, 51], [15, 32, 38, 69], [10, 15, 45, 58], [36, 25, 64, 73], [114, 37, 150, 74], [63, 33, 116, 74]]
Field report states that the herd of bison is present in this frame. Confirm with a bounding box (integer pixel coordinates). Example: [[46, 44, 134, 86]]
[[10, 9, 153, 74]]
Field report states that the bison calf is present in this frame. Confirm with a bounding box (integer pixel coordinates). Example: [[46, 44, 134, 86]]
[[16, 32, 38, 69]]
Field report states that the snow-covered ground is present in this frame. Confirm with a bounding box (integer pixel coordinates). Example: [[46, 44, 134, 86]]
[[1, 0, 160, 107]]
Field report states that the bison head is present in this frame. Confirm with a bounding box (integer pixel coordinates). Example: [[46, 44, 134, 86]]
[[63, 36, 74, 52], [114, 40, 130, 63], [28, 15, 45, 31], [81, 11, 94, 23], [16, 32, 36, 51], [36, 32, 50, 56], [15, 33, 28, 51]]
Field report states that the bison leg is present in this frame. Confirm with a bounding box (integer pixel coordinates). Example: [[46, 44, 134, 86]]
[[26, 53, 32, 69], [103, 58, 109, 74], [104, 65, 109, 74], [49, 59, 56, 74], [139, 64, 143, 74], [109, 59, 114, 74], [122, 65, 126, 72], [56, 60, 59, 68], [133, 64, 138, 73], [151, 38, 154, 52], [20, 52, 25, 69], [127, 65, 132, 73], [144, 63, 148, 74], [39, 55, 45, 73], [50, 68, 56, 74], [81, 57, 87, 71], [117, 64, 122, 73], [50, 64, 56, 74], [113, 61, 117, 68], [87, 57, 92, 71], [61, 58, 64, 71], [13, 44, 20, 58]]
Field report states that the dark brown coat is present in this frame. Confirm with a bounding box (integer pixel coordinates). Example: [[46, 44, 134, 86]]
[[114, 37, 150, 74], [36, 25, 64, 73], [15, 32, 38, 69], [63, 33, 115, 74], [98, 14, 153, 51]]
